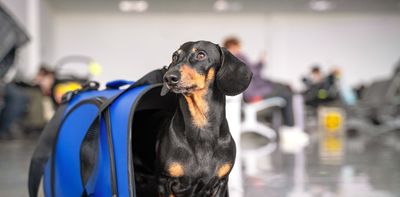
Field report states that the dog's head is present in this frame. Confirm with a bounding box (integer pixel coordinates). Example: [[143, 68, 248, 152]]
[[162, 41, 252, 96]]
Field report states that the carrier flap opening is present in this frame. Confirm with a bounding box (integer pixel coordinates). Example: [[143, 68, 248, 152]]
[[130, 86, 177, 196]]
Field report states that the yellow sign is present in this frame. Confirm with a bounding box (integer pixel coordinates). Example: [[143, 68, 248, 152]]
[[324, 112, 342, 131]]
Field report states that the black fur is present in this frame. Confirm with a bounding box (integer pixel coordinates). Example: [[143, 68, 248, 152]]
[[156, 41, 252, 197]]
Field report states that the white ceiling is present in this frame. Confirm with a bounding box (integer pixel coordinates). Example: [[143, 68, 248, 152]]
[[47, 0, 400, 14]]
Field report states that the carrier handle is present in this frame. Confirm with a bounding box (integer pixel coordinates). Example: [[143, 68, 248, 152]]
[[106, 80, 134, 89]]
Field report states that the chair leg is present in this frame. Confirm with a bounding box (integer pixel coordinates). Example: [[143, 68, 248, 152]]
[[241, 123, 277, 141]]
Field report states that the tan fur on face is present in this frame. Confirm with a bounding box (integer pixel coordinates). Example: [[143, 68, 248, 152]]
[[168, 162, 184, 177], [180, 66, 215, 128], [217, 163, 232, 178], [179, 65, 206, 89]]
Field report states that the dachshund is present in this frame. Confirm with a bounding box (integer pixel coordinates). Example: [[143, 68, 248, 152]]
[[155, 40, 252, 197]]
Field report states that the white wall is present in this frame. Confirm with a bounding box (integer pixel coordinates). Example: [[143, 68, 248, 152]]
[[52, 12, 400, 90], [2, 1, 400, 88], [39, 0, 54, 65], [266, 14, 400, 90], [52, 13, 267, 83]]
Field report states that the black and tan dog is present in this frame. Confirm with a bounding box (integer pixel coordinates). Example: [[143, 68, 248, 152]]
[[155, 41, 252, 197]]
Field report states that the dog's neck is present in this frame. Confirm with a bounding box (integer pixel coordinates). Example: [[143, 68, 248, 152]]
[[171, 71, 227, 141]]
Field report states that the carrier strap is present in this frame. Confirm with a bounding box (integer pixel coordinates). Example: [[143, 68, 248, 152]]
[[28, 103, 67, 197]]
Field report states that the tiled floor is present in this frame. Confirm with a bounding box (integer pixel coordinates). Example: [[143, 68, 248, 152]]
[[1, 129, 400, 197]]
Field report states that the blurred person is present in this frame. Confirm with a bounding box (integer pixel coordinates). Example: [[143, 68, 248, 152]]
[[33, 66, 56, 97], [302, 65, 324, 88], [302, 66, 343, 107], [223, 37, 295, 126], [311, 66, 323, 83], [0, 80, 29, 140], [21, 66, 56, 133], [0, 66, 57, 139]]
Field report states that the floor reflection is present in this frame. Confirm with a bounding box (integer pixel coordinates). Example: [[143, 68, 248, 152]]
[[0, 139, 36, 197], [242, 129, 400, 197], [0, 127, 400, 196]]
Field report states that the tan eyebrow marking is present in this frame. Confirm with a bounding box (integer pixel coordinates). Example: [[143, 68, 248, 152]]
[[177, 49, 183, 54], [168, 162, 184, 177], [217, 163, 232, 178], [192, 48, 197, 52]]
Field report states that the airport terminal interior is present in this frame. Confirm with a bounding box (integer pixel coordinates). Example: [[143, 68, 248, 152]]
[[0, 0, 400, 196]]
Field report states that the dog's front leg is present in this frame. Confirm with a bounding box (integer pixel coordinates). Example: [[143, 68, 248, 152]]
[[211, 178, 229, 197], [158, 176, 173, 197], [158, 177, 182, 197], [159, 177, 199, 197]]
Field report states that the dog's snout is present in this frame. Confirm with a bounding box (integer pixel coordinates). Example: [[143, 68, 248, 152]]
[[164, 72, 180, 85]]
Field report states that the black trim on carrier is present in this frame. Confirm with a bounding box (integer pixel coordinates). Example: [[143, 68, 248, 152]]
[[127, 86, 155, 197], [105, 108, 118, 196], [127, 84, 163, 197], [127, 84, 178, 197]]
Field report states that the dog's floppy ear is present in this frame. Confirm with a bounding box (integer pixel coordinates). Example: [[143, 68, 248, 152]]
[[216, 46, 253, 96]]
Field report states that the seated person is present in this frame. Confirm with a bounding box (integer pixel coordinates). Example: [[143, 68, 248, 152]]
[[302, 66, 341, 107], [302, 65, 324, 88], [0, 66, 56, 139], [0, 82, 29, 139], [223, 37, 294, 126]]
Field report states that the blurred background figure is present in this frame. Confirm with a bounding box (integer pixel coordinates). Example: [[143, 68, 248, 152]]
[[224, 37, 295, 126], [0, 65, 56, 139], [0, 80, 29, 139], [33, 66, 55, 99], [21, 66, 56, 132], [303, 65, 324, 87], [302, 65, 342, 108]]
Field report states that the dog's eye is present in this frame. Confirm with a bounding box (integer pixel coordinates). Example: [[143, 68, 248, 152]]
[[196, 52, 207, 61], [172, 54, 178, 62]]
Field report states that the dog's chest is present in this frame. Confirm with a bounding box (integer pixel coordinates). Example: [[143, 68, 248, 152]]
[[162, 139, 235, 180]]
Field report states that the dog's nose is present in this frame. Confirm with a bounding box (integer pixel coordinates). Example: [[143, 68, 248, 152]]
[[164, 73, 180, 85]]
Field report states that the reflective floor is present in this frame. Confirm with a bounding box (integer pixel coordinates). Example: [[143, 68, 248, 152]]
[[242, 130, 400, 197], [1, 129, 400, 197], [0, 139, 36, 197]]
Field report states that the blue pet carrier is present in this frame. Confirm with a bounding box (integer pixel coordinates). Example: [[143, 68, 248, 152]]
[[28, 68, 176, 197]]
